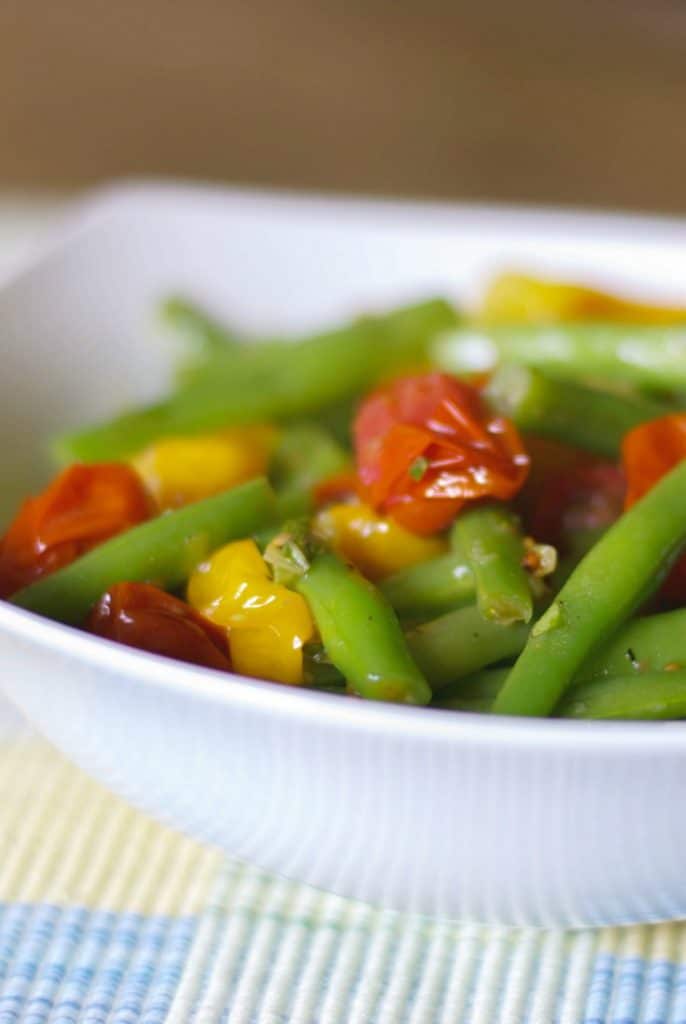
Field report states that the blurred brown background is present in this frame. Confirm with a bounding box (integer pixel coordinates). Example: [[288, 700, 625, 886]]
[[2, 0, 686, 212]]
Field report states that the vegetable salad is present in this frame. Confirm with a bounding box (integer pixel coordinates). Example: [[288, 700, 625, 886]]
[[4, 272, 686, 720]]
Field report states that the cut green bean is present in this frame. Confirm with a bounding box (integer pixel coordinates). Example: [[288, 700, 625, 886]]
[[578, 609, 686, 680], [434, 322, 686, 391], [432, 694, 494, 714], [493, 460, 686, 717], [435, 668, 686, 720], [314, 398, 355, 448], [175, 342, 283, 390], [295, 551, 431, 705], [380, 552, 475, 620], [433, 667, 508, 706], [56, 299, 459, 463], [485, 364, 668, 458], [161, 296, 240, 357], [270, 423, 350, 519], [556, 671, 686, 720], [428, 609, 686, 708], [552, 526, 608, 588], [252, 589, 530, 694], [451, 503, 533, 624], [303, 644, 347, 689], [11, 477, 276, 625], [407, 604, 529, 690]]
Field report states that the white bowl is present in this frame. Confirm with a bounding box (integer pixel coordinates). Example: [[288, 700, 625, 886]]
[[2, 183, 686, 927]]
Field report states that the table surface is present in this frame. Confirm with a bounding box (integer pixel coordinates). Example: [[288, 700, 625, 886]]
[[2, 199, 686, 1024]]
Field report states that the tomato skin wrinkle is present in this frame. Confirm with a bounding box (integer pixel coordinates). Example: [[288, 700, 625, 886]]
[[353, 372, 529, 535], [0, 463, 154, 598], [87, 582, 232, 671]]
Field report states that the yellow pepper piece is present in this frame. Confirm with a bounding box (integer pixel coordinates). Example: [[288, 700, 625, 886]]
[[313, 502, 447, 581], [229, 628, 303, 688], [131, 426, 277, 509], [481, 272, 686, 326], [187, 538, 314, 685]]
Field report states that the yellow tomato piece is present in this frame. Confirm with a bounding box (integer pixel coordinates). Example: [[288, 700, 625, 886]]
[[313, 502, 447, 581], [481, 272, 686, 326], [131, 426, 277, 509], [187, 538, 314, 685], [187, 538, 267, 620], [230, 627, 304, 686]]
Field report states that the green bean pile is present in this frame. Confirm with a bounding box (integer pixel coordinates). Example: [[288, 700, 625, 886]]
[[6, 270, 686, 721]]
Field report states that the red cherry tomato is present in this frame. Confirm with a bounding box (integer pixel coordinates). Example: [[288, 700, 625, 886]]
[[622, 414, 686, 508], [353, 373, 529, 534], [0, 464, 154, 598], [522, 437, 625, 551], [312, 470, 359, 507], [87, 582, 232, 670], [622, 414, 686, 603]]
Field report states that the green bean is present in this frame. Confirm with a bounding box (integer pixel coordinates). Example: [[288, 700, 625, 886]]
[[161, 296, 240, 357], [552, 527, 607, 588], [433, 322, 686, 391], [432, 695, 493, 714], [493, 460, 686, 717], [56, 299, 459, 463], [432, 667, 508, 706], [406, 604, 529, 690], [11, 477, 276, 625], [270, 423, 350, 519], [556, 671, 686, 720], [429, 610, 686, 706], [302, 644, 347, 689], [300, 606, 528, 695], [435, 668, 686, 720], [314, 398, 355, 448], [380, 552, 475, 620], [578, 609, 686, 680], [176, 342, 283, 390], [451, 503, 533, 624], [485, 364, 668, 458], [295, 551, 431, 705]]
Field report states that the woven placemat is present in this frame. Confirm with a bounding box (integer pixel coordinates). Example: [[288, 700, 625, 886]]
[[0, 731, 681, 1023]]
